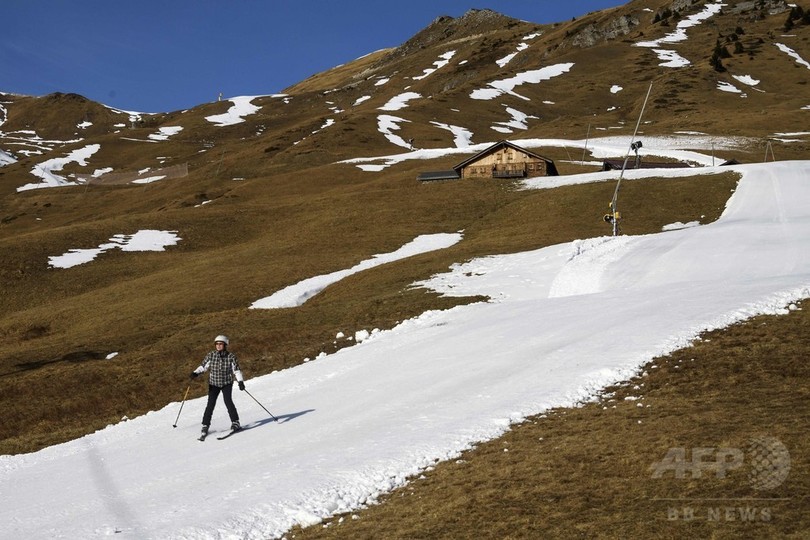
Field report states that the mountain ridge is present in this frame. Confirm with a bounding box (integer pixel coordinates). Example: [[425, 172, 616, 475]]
[[2, 0, 808, 171]]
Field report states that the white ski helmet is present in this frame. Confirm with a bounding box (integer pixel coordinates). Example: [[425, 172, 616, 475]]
[[214, 335, 229, 345]]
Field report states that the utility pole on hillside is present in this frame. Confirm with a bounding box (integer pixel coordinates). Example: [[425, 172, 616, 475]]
[[581, 123, 591, 165]]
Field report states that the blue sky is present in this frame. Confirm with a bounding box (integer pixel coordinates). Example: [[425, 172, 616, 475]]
[[2, 1, 625, 113]]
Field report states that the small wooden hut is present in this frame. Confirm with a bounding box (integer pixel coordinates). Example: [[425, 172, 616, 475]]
[[419, 140, 558, 182]]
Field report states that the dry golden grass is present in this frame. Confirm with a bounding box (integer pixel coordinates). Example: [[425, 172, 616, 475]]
[[291, 302, 810, 540]]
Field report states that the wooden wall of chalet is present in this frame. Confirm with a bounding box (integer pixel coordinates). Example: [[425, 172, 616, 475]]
[[459, 146, 549, 178]]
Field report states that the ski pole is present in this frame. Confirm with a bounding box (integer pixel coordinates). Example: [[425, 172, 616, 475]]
[[244, 388, 278, 422], [173, 385, 191, 428]]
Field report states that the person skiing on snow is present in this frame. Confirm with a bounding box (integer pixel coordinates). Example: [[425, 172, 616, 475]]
[[190, 335, 245, 438]]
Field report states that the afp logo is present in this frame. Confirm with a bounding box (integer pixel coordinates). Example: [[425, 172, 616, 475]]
[[650, 436, 790, 490]]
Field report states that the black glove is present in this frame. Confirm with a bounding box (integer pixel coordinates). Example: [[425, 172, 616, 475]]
[[238, 381, 245, 391], [190, 371, 199, 380]]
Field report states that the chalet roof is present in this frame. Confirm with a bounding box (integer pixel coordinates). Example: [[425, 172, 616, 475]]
[[417, 170, 461, 182], [453, 140, 555, 170]]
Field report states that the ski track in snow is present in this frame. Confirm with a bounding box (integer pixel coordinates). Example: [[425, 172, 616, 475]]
[[2, 157, 810, 539]]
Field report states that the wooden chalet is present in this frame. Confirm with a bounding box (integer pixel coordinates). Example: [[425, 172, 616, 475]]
[[418, 140, 558, 182]]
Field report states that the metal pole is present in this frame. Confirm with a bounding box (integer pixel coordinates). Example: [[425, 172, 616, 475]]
[[214, 148, 226, 179], [582, 123, 591, 165], [244, 388, 278, 422], [173, 385, 191, 428], [764, 140, 775, 162], [610, 82, 653, 236]]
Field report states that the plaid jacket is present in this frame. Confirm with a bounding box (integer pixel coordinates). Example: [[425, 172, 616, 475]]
[[195, 349, 244, 387]]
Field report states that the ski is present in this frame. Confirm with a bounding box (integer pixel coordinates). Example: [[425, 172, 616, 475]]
[[217, 428, 241, 440]]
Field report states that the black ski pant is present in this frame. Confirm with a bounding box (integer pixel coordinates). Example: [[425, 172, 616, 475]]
[[202, 383, 239, 426]]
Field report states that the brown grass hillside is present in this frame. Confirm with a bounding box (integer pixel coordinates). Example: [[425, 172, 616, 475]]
[[1, 0, 809, 535]]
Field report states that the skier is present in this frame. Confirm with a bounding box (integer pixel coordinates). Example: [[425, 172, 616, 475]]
[[190, 335, 246, 439]]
